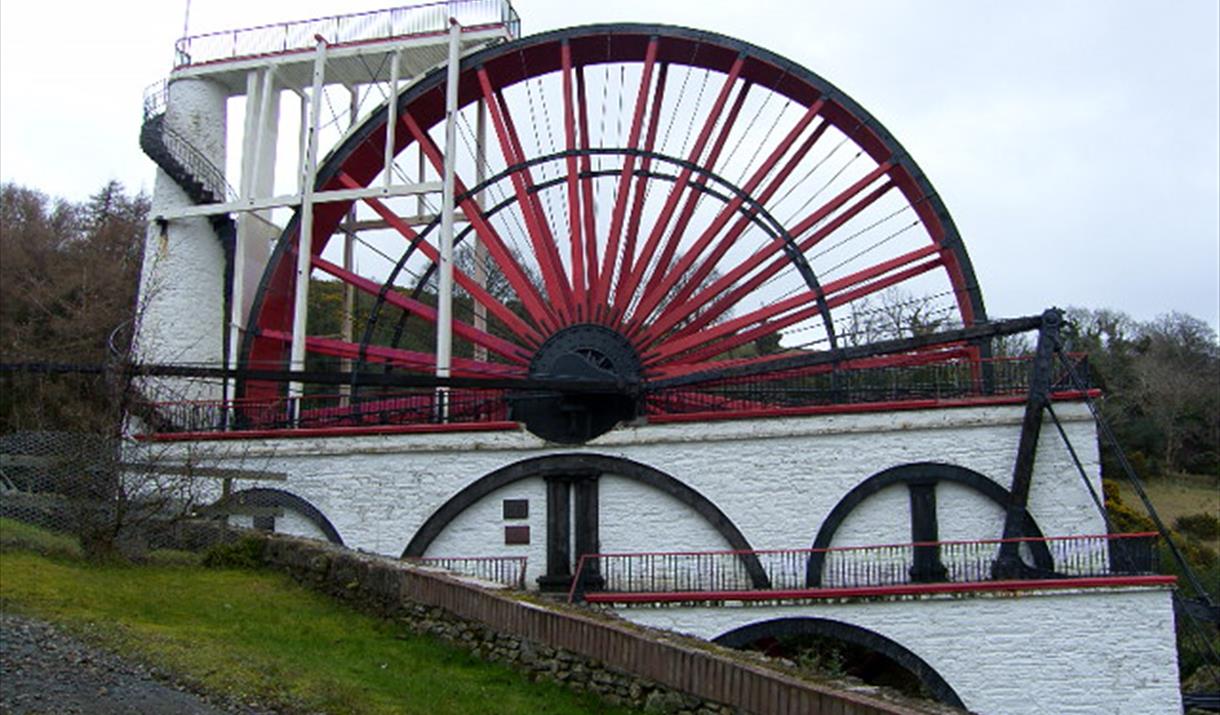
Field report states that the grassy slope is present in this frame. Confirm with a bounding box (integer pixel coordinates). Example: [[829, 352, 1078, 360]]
[[0, 524, 633, 715], [1116, 472, 1220, 550]]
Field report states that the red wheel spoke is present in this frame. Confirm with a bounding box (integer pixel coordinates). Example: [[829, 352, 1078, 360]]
[[478, 69, 574, 322], [818, 245, 941, 298], [823, 257, 943, 311], [560, 41, 585, 320], [624, 78, 754, 329], [652, 301, 822, 367], [493, 88, 575, 319], [575, 65, 599, 314], [336, 172, 544, 346], [644, 179, 898, 347], [656, 251, 943, 364], [260, 330, 524, 378], [657, 119, 832, 324], [649, 343, 973, 382], [786, 161, 894, 240], [592, 37, 659, 312], [620, 62, 670, 298], [311, 255, 530, 364], [614, 60, 747, 319], [654, 249, 942, 363], [631, 99, 826, 329], [645, 291, 810, 364], [495, 89, 569, 282], [648, 350, 819, 381], [401, 112, 559, 333]]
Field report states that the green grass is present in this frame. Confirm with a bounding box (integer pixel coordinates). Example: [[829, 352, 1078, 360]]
[[0, 525, 634, 715], [0, 516, 82, 558], [1116, 472, 1220, 550]]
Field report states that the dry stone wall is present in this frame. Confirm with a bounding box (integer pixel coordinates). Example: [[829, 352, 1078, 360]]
[[252, 532, 951, 715]]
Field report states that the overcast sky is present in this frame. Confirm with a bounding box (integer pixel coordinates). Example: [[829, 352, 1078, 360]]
[[2, 1, 1217, 329]]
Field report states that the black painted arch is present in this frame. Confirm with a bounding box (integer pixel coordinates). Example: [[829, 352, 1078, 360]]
[[805, 462, 1051, 587], [216, 487, 344, 546], [401, 453, 770, 589], [713, 617, 966, 710]]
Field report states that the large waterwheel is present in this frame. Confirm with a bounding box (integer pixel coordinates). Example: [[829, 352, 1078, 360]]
[[240, 24, 989, 442]]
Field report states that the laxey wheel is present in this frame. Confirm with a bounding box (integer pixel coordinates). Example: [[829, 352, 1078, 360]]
[[240, 25, 987, 443]]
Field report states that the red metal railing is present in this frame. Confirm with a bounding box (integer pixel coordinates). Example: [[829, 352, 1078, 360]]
[[403, 555, 527, 589], [645, 352, 1094, 418], [140, 388, 511, 434], [567, 532, 1165, 603], [134, 353, 1095, 438], [173, 0, 520, 68]]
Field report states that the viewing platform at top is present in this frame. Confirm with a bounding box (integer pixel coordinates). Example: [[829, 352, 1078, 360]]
[[166, 0, 520, 94]]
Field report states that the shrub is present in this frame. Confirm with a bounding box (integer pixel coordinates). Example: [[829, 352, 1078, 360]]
[[202, 536, 266, 570], [1102, 480, 1156, 533], [1175, 513, 1220, 542]]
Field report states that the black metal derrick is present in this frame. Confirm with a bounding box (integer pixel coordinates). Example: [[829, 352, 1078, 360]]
[[993, 308, 1061, 578], [993, 313, 1216, 600], [979, 311, 1220, 702], [1049, 345, 1220, 702]]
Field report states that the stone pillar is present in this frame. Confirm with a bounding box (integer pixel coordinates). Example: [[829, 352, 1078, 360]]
[[574, 476, 604, 590], [908, 481, 947, 583], [538, 476, 572, 591]]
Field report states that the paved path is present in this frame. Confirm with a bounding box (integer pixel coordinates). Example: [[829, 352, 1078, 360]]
[[0, 611, 272, 715]]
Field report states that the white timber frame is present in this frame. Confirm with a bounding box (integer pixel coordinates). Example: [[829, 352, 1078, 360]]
[[148, 10, 511, 422], [435, 19, 463, 418]]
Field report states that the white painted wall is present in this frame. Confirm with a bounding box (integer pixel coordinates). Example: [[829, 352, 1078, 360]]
[[159, 402, 1105, 563], [598, 473, 736, 554], [616, 586, 1181, 715], [832, 482, 910, 547], [227, 509, 328, 542], [936, 480, 1008, 542], [424, 476, 547, 585], [148, 402, 1175, 712], [136, 78, 228, 403]]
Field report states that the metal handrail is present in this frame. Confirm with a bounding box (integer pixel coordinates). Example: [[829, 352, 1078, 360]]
[[568, 532, 1163, 602], [173, 0, 520, 68], [142, 80, 168, 120], [138, 386, 510, 433], [131, 353, 1096, 436], [403, 555, 528, 589], [155, 123, 238, 204], [141, 79, 237, 204]]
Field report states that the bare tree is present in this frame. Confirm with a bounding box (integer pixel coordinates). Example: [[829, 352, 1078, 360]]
[[1132, 312, 1220, 472], [841, 288, 953, 347], [0, 182, 234, 560]]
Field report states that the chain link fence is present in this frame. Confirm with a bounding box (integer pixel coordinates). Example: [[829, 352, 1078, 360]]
[[0, 429, 247, 559]]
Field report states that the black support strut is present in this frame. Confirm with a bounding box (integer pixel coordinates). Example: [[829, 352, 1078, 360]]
[[994, 308, 1061, 578]]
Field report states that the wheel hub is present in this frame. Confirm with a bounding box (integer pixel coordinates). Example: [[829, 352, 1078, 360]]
[[511, 324, 642, 444]]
